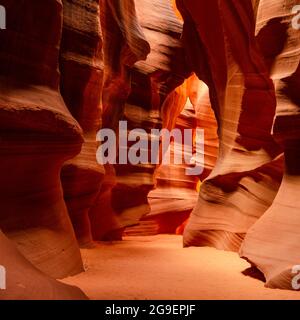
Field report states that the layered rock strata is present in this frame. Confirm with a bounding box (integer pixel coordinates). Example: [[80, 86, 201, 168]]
[[240, 0, 300, 290], [0, 231, 87, 300], [0, 0, 84, 287], [177, 0, 284, 251], [60, 0, 104, 247], [89, 0, 188, 240]]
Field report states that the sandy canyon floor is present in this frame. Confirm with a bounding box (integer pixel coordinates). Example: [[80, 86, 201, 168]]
[[62, 235, 300, 300]]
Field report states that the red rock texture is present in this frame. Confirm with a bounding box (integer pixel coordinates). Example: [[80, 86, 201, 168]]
[[0, 0, 86, 298], [1, 0, 300, 298], [89, 0, 189, 240], [59, 0, 104, 247], [139, 75, 218, 236], [177, 0, 284, 251], [0, 231, 87, 300], [146, 95, 199, 234], [177, 0, 300, 290], [239, 0, 300, 290]]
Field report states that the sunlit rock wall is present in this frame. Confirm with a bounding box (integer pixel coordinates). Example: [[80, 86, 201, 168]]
[[177, 0, 300, 290], [177, 0, 284, 251], [240, 0, 300, 290]]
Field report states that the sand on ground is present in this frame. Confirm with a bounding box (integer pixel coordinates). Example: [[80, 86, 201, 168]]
[[62, 235, 300, 300]]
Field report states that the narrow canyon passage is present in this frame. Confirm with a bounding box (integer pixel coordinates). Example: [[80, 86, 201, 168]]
[[1, 0, 300, 300]]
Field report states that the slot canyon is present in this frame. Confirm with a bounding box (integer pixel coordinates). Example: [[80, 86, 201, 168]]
[[0, 0, 300, 300]]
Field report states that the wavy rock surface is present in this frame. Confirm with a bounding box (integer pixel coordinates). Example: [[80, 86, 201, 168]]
[[240, 0, 300, 290], [60, 0, 104, 247], [177, 0, 284, 251], [0, 231, 87, 300], [125, 78, 197, 235], [146, 98, 199, 234], [139, 76, 219, 236], [1, 0, 300, 297], [0, 0, 84, 283], [89, 0, 188, 240], [176, 76, 219, 235]]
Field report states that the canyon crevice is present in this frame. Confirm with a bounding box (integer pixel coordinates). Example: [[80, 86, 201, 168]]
[[0, 0, 300, 299]]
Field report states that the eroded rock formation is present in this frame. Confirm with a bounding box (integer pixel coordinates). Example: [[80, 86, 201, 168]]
[[143, 76, 218, 236], [240, 0, 300, 290], [177, 0, 300, 290], [1, 0, 300, 298], [177, 0, 284, 251], [0, 0, 86, 298], [60, 0, 104, 247], [89, 0, 189, 240], [0, 0, 84, 279], [0, 231, 87, 300]]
